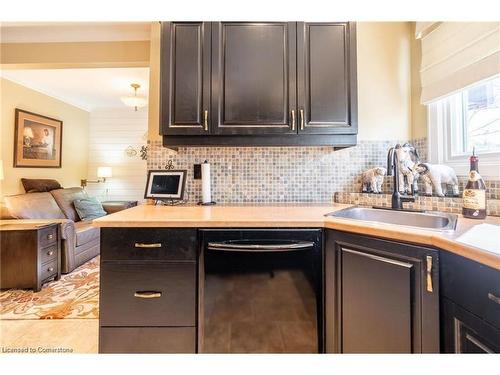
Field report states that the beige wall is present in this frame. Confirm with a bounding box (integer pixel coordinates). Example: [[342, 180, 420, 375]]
[[357, 22, 412, 141], [0, 78, 89, 198], [147, 22, 415, 142], [148, 22, 162, 142], [410, 23, 428, 139], [1, 41, 150, 69]]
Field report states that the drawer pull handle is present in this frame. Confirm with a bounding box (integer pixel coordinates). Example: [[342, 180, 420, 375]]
[[134, 243, 162, 248], [426, 255, 433, 293], [134, 291, 162, 299], [47, 234, 54, 240], [488, 293, 500, 305], [47, 250, 54, 256], [47, 267, 54, 272]]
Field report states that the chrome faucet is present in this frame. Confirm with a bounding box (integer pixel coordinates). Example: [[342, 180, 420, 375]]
[[387, 144, 415, 210]]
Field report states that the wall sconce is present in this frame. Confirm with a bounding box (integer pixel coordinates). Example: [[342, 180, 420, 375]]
[[81, 166, 113, 188]]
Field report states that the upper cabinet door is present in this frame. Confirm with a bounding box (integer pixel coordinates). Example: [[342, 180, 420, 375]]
[[211, 22, 297, 135], [161, 22, 211, 135], [297, 22, 357, 134]]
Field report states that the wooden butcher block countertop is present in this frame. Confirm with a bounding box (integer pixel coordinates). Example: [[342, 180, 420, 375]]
[[92, 203, 500, 270]]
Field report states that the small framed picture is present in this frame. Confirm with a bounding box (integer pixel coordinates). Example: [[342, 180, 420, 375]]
[[144, 170, 187, 200], [13, 108, 63, 168]]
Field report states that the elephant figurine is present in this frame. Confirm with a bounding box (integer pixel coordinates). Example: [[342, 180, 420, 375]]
[[361, 167, 387, 193], [395, 143, 420, 195], [413, 163, 459, 197]]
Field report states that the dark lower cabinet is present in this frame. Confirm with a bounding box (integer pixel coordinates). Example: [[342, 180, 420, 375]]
[[99, 228, 198, 354], [440, 250, 500, 353], [441, 297, 499, 353], [100, 327, 196, 354], [325, 230, 440, 353]]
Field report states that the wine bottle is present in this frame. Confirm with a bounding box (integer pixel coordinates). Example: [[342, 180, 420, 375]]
[[462, 149, 487, 219]]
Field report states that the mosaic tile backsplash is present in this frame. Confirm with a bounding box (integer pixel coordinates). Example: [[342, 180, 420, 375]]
[[147, 137, 499, 215], [148, 140, 402, 203]]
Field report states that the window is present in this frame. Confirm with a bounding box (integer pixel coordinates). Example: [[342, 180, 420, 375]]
[[428, 75, 500, 178], [449, 76, 500, 156]]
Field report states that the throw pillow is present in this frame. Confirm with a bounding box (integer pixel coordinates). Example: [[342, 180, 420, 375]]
[[21, 178, 62, 193], [74, 197, 107, 221]]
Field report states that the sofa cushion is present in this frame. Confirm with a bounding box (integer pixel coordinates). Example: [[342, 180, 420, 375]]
[[21, 178, 62, 193], [5, 192, 66, 219], [74, 221, 100, 247], [51, 187, 88, 222], [74, 197, 107, 221]]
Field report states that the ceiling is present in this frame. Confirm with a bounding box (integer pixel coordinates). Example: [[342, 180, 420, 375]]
[[1, 68, 150, 111]]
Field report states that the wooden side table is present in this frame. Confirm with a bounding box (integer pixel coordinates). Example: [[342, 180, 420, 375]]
[[101, 200, 138, 214], [0, 222, 61, 292]]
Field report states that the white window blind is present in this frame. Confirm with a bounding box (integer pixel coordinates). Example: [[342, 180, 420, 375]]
[[420, 22, 500, 104]]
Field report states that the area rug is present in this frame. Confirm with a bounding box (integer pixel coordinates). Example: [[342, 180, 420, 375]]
[[0, 256, 99, 320]]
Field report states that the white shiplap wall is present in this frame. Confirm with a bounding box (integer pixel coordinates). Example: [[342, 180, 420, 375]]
[[86, 108, 148, 202]]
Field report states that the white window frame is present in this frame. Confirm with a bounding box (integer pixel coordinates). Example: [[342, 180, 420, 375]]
[[428, 89, 500, 180]]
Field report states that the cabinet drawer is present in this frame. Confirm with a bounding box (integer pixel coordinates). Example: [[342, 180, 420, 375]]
[[39, 244, 57, 264], [100, 262, 196, 326], [101, 228, 197, 261], [441, 251, 500, 328], [40, 259, 57, 281], [38, 225, 58, 248], [99, 327, 196, 353]]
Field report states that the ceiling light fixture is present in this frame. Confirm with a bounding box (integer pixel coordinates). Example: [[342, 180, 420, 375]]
[[121, 83, 148, 111]]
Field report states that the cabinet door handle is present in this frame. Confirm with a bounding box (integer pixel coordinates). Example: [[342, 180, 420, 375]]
[[47, 234, 54, 240], [134, 243, 162, 248], [134, 291, 162, 299], [291, 110, 296, 131], [203, 110, 208, 131], [488, 293, 500, 305], [426, 255, 433, 293], [47, 250, 54, 256], [300, 109, 305, 130], [47, 267, 54, 272]]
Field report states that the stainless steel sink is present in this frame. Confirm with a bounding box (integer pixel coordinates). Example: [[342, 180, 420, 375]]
[[326, 206, 457, 231]]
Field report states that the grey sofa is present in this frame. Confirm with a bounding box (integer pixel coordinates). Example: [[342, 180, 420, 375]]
[[4, 187, 101, 273]]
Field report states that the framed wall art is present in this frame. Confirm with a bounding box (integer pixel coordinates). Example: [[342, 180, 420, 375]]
[[13, 108, 63, 168]]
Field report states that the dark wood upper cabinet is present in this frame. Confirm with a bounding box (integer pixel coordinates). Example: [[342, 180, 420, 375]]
[[161, 22, 211, 135], [211, 22, 296, 135], [297, 22, 357, 134], [160, 21, 358, 146]]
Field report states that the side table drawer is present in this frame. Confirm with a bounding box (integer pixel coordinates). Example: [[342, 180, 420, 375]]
[[40, 259, 58, 281], [39, 225, 58, 248], [39, 244, 58, 264]]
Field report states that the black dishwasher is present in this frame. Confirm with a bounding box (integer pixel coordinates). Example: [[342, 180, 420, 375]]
[[199, 229, 323, 353]]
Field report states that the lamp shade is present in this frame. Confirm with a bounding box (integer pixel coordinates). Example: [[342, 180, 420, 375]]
[[121, 96, 148, 109], [0, 160, 4, 181], [97, 166, 112, 178], [23, 127, 34, 138]]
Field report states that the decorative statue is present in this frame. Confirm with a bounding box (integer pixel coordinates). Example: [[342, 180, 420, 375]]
[[413, 163, 459, 197], [395, 143, 420, 195], [361, 167, 387, 193]]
